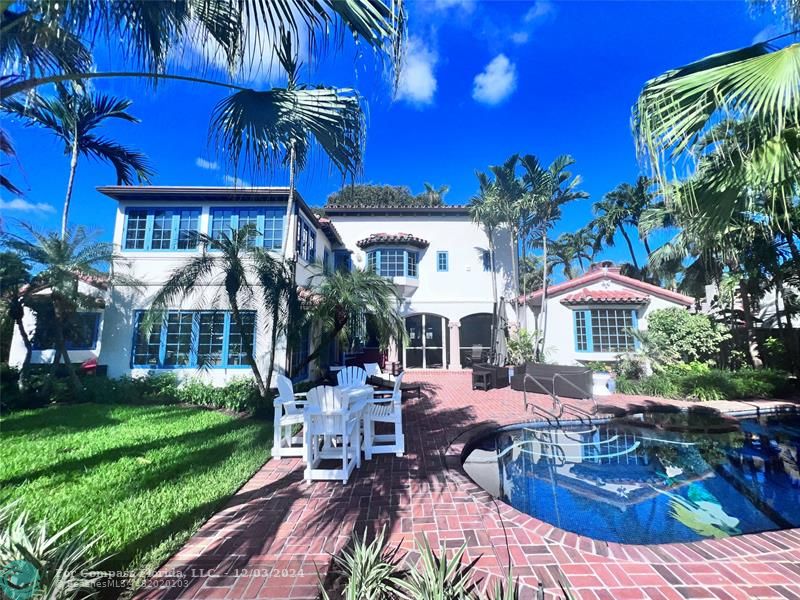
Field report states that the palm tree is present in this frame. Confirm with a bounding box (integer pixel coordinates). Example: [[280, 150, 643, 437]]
[[549, 230, 594, 280], [591, 178, 654, 269], [488, 155, 526, 303], [215, 33, 364, 272], [147, 225, 301, 400], [469, 172, 502, 308], [3, 225, 119, 393], [520, 154, 588, 359], [1, 1, 406, 176], [422, 182, 450, 206], [294, 268, 406, 376], [2, 83, 153, 238], [0, 252, 33, 380], [632, 1, 800, 226]]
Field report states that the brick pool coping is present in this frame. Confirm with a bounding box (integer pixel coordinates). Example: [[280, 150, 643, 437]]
[[137, 371, 800, 600]]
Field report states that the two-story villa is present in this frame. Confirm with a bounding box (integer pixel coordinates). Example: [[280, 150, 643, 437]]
[[9, 186, 515, 384]]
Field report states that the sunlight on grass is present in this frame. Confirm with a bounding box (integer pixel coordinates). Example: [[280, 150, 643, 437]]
[[0, 403, 272, 575]]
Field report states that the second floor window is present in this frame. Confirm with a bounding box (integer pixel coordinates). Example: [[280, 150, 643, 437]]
[[482, 250, 491, 272], [210, 207, 284, 249], [296, 218, 316, 262], [437, 251, 449, 272], [366, 249, 419, 278], [124, 208, 201, 251]]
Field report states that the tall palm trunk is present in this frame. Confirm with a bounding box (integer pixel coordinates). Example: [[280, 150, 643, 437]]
[[619, 226, 639, 269], [11, 309, 33, 390], [738, 278, 762, 368], [538, 232, 549, 362], [51, 296, 82, 393], [283, 142, 297, 265], [264, 298, 282, 392], [62, 134, 79, 240], [642, 236, 652, 257], [488, 229, 499, 360], [509, 226, 520, 310], [229, 295, 268, 399]]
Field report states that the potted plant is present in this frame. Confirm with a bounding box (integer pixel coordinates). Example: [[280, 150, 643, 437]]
[[586, 361, 613, 396]]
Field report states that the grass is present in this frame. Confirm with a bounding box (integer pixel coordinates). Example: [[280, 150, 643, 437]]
[[0, 402, 272, 582]]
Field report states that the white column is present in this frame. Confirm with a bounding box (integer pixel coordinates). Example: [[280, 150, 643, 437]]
[[448, 320, 462, 370]]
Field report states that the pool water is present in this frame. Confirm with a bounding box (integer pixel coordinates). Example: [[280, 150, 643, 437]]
[[463, 410, 800, 544]]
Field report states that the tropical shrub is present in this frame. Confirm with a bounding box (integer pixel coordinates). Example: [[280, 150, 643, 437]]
[[2, 370, 269, 415], [506, 329, 536, 365], [617, 366, 793, 401], [643, 308, 730, 367], [320, 530, 521, 600], [0, 502, 106, 600], [613, 354, 647, 380]]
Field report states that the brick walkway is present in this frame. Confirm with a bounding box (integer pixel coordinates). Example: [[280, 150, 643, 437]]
[[138, 371, 800, 600]]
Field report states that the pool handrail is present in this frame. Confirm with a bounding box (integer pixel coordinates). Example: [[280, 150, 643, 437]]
[[522, 373, 562, 424]]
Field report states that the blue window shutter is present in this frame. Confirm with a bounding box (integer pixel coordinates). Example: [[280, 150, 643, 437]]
[[221, 312, 231, 366], [170, 212, 180, 250], [256, 212, 265, 247], [585, 310, 594, 352], [144, 212, 155, 251], [158, 314, 168, 366]]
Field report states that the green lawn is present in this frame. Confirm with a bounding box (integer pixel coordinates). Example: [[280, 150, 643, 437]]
[[0, 403, 272, 578]]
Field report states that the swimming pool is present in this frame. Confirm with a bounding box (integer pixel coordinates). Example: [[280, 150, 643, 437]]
[[463, 409, 800, 544]]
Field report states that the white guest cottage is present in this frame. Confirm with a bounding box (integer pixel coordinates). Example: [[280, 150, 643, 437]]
[[520, 262, 695, 366], [9, 186, 516, 382]]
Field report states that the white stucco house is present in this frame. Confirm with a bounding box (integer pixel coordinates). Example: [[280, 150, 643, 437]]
[[9, 186, 515, 383], [520, 262, 695, 366]]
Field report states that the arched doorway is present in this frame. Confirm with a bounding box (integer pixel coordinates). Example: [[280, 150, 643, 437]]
[[459, 313, 493, 367], [403, 313, 448, 369]]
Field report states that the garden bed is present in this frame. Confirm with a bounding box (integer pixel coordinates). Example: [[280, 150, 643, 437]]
[[0, 402, 273, 593]]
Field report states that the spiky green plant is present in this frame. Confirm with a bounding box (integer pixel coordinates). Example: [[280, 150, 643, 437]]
[[0, 502, 106, 600], [321, 527, 403, 600], [392, 539, 479, 600]]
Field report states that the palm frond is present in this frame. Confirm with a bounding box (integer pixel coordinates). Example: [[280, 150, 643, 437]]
[[80, 135, 154, 184], [210, 84, 364, 175]]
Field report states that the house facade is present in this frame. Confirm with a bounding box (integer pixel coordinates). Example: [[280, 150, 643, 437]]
[[520, 263, 695, 366], [9, 187, 514, 383]]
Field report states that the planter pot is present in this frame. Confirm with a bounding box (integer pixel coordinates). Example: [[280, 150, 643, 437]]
[[592, 372, 613, 397]]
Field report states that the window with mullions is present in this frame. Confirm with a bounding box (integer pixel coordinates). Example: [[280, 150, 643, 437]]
[[573, 308, 636, 353], [437, 251, 448, 272], [132, 310, 256, 368], [210, 207, 284, 249], [32, 311, 100, 350], [366, 249, 419, 278], [296, 218, 316, 262], [123, 208, 201, 251]]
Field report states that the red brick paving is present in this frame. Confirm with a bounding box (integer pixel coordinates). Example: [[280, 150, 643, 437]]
[[136, 372, 800, 600]]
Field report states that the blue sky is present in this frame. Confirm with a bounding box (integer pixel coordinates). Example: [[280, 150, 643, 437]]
[[0, 0, 783, 276]]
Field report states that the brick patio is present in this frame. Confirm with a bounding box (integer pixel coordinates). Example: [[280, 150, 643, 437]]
[[137, 371, 800, 600]]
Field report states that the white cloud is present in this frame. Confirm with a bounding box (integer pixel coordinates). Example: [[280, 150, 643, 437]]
[[223, 174, 250, 187], [395, 37, 438, 106], [524, 1, 555, 23], [510, 31, 529, 45], [0, 198, 56, 214], [433, 0, 476, 11], [195, 157, 219, 171], [472, 54, 517, 105]]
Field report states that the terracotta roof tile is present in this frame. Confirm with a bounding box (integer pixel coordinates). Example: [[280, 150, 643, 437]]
[[561, 289, 649, 305], [356, 233, 429, 249]]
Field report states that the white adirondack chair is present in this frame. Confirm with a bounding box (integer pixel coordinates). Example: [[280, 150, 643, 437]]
[[363, 372, 405, 459], [336, 366, 368, 387], [273, 374, 307, 458], [363, 362, 381, 379], [303, 385, 362, 483]]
